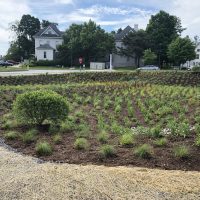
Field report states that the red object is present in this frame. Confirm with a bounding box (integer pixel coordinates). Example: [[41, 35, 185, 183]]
[[79, 57, 83, 64]]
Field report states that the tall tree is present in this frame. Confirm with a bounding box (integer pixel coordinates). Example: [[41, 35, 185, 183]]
[[119, 30, 149, 67], [58, 20, 115, 66], [167, 36, 196, 66], [8, 14, 40, 60], [146, 10, 184, 67]]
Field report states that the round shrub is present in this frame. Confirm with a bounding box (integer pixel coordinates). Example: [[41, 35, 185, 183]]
[[13, 90, 69, 125]]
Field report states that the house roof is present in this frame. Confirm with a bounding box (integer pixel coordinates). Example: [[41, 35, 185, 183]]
[[34, 24, 64, 38], [115, 26, 135, 41], [36, 44, 55, 50]]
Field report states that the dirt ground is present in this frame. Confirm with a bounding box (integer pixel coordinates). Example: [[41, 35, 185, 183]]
[[0, 146, 200, 200]]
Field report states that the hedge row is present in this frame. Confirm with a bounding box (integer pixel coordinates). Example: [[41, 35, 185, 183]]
[[0, 71, 200, 86]]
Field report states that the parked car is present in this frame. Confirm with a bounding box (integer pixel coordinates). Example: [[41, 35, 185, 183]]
[[6, 60, 20, 65], [138, 65, 160, 70], [0, 60, 13, 67]]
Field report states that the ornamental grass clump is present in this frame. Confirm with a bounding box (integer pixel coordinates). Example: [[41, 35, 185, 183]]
[[134, 144, 153, 159], [120, 133, 134, 146], [13, 90, 69, 126], [5, 131, 18, 140], [97, 130, 109, 144], [99, 145, 115, 158], [173, 145, 189, 159], [22, 129, 38, 144], [35, 142, 52, 156], [74, 138, 89, 150]]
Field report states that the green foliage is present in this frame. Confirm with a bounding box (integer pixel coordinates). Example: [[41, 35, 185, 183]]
[[2, 119, 18, 130], [195, 136, 200, 147], [97, 130, 109, 143], [120, 29, 148, 67], [35, 142, 53, 156], [74, 138, 89, 150], [5, 131, 18, 140], [58, 20, 115, 66], [192, 66, 200, 72], [167, 37, 196, 65], [53, 134, 62, 144], [22, 129, 37, 144], [173, 145, 189, 158], [120, 133, 134, 146], [7, 14, 40, 60], [146, 10, 184, 67], [150, 126, 162, 138], [134, 144, 153, 158], [13, 90, 69, 125], [99, 145, 115, 158], [154, 138, 167, 147], [76, 124, 90, 138], [143, 49, 157, 65]]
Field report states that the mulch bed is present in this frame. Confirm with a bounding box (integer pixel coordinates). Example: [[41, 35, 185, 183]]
[[1, 128, 200, 172]]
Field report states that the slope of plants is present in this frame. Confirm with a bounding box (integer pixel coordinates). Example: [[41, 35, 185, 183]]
[[0, 81, 200, 171], [0, 71, 200, 86]]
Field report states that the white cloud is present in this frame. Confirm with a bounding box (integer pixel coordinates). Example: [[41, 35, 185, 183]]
[[54, 0, 73, 4], [169, 0, 200, 38], [0, 0, 31, 55]]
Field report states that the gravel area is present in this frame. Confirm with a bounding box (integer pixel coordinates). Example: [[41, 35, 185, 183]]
[[0, 146, 200, 200]]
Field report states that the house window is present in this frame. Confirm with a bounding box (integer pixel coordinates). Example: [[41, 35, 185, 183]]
[[44, 51, 47, 59], [196, 54, 199, 59], [197, 49, 200, 52]]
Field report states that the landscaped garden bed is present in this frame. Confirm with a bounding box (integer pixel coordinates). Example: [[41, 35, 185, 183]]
[[0, 79, 199, 171], [0, 71, 200, 86]]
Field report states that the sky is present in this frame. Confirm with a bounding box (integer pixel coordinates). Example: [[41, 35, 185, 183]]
[[0, 0, 200, 56]]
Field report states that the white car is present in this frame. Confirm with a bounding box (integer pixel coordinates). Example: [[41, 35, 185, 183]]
[[138, 65, 160, 70]]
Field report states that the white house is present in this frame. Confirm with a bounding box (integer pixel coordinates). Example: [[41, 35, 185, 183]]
[[184, 43, 200, 67], [34, 24, 64, 61]]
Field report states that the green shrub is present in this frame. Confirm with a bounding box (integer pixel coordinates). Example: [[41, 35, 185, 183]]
[[99, 145, 115, 158], [97, 130, 109, 143], [5, 131, 18, 140], [154, 138, 167, 147], [192, 66, 200, 72], [74, 138, 89, 150], [173, 145, 189, 158], [53, 134, 62, 144], [22, 129, 37, 144], [35, 142, 52, 156], [13, 90, 69, 125], [120, 133, 134, 146], [134, 144, 153, 158]]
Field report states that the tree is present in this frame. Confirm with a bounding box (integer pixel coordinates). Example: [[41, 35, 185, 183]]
[[4, 41, 23, 62], [146, 10, 185, 67], [7, 14, 40, 60], [143, 49, 157, 65], [41, 20, 58, 28], [58, 20, 115, 66], [119, 30, 149, 67], [167, 36, 196, 66]]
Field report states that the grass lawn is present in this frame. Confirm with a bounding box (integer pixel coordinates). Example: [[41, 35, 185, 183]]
[[0, 67, 27, 72]]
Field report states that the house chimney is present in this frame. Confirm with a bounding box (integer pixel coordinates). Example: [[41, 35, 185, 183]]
[[134, 24, 139, 31]]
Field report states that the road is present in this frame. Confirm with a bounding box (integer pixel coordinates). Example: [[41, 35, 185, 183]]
[[0, 69, 112, 77]]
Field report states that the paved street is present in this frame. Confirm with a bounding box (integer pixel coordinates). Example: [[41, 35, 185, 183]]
[[0, 69, 112, 76]]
